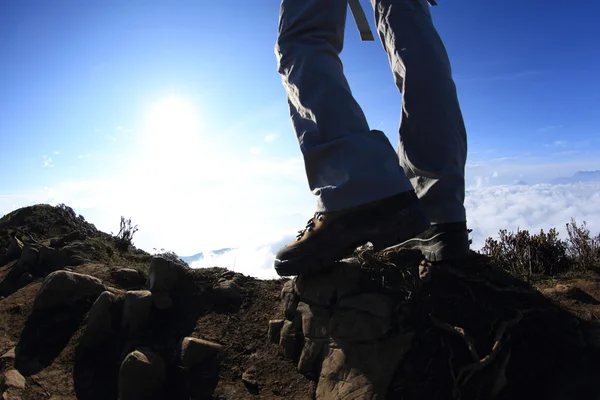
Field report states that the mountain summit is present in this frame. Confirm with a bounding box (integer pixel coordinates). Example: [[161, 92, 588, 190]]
[[1, 204, 600, 399]]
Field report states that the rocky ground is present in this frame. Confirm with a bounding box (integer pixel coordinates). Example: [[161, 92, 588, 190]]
[[1, 204, 600, 399]]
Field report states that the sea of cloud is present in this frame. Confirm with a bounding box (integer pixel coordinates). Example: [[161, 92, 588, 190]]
[[190, 182, 600, 279]]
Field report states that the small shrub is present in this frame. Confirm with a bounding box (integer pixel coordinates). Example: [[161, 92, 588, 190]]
[[481, 227, 570, 279], [56, 203, 77, 219], [153, 248, 188, 267], [112, 216, 138, 252], [566, 218, 600, 270]]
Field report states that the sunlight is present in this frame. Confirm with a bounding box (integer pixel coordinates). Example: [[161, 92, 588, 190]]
[[142, 95, 201, 153]]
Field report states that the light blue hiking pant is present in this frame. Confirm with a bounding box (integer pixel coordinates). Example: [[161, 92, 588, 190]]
[[275, 0, 467, 224]]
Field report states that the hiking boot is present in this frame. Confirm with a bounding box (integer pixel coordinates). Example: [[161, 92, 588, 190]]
[[394, 221, 469, 262], [274, 191, 430, 276]]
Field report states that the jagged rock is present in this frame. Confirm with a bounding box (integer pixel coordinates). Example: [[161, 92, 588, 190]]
[[36, 246, 65, 273], [50, 230, 87, 247], [81, 291, 117, 347], [274, 259, 417, 399], [217, 271, 245, 287], [178, 337, 223, 368], [5, 238, 23, 262], [33, 270, 106, 310], [5, 245, 39, 279], [18, 273, 33, 286], [268, 319, 285, 343], [121, 290, 152, 336], [113, 268, 145, 288], [242, 366, 259, 389], [18, 245, 38, 267], [151, 292, 173, 310], [337, 293, 392, 319], [147, 256, 188, 307], [281, 279, 299, 320], [148, 256, 186, 293], [60, 241, 94, 266], [316, 332, 414, 399], [213, 280, 242, 303], [1, 390, 22, 400], [297, 302, 330, 339], [297, 338, 327, 377], [0, 348, 15, 360], [2, 370, 25, 389], [279, 320, 302, 360], [177, 338, 222, 399], [118, 350, 166, 400]]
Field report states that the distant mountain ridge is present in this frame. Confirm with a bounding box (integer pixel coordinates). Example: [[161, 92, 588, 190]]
[[180, 248, 234, 264], [550, 170, 600, 184]]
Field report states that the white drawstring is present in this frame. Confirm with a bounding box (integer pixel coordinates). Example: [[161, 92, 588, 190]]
[[348, 0, 438, 42]]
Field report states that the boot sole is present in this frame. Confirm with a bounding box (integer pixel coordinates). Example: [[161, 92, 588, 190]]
[[391, 230, 470, 262], [274, 208, 429, 276]]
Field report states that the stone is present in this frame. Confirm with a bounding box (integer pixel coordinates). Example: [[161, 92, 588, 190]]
[[3, 370, 25, 389], [118, 350, 166, 400], [178, 337, 223, 368], [297, 302, 330, 340], [328, 309, 391, 342], [0, 348, 15, 360], [268, 320, 285, 344], [36, 246, 65, 273], [281, 279, 299, 320], [337, 293, 393, 320], [147, 256, 187, 293], [279, 320, 302, 360], [316, 332, 414, 400], [18, 245, 38, 268], [213, 280, 242, 303], [295, 271, 337, 306], [242, 366, 259, 389], [81, 291, 117, 347], [297, 338, 327, 377], [33, 270, 106, 310], [5, 245, 39, 280], [1, 390, 22, 400], [18, 273, 33, 286], [5, 238, 23, 262], [113, 268, 145, 288], [151, 292, 173, 310], [121, 290, 152, 336]]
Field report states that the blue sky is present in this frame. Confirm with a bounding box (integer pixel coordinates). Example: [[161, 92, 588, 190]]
[[1, 0, 599, 266]]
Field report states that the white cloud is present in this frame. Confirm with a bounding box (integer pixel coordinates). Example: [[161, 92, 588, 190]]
[[264, 134, 278, 143], [53, 150, 60, 155], [42, 155, 54, 167], [190, 236, 293, 279], [466, 182, 600, 251], [250, 146, 262, 155]]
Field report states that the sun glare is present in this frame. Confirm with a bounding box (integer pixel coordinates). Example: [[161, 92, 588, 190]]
[[142, 95, 201, 152]]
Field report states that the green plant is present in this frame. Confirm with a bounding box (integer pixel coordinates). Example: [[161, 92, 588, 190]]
[[152, 248, 188, 266], [566, 218, 600, 270], [481, 227, 570, 279], [112, 216, 138, 252]]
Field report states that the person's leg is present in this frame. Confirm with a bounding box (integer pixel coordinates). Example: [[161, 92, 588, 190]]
[[371, 0, 467, 225], [370, 0, 469, 261], [273, 0, 429, 276], [275, 0, 414, 212]]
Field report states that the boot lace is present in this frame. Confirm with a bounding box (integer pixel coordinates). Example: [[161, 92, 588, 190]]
[[296, 212, 324, 241]]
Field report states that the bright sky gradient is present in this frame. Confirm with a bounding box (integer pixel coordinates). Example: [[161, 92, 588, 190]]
[[1, 0, 599, 276]]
